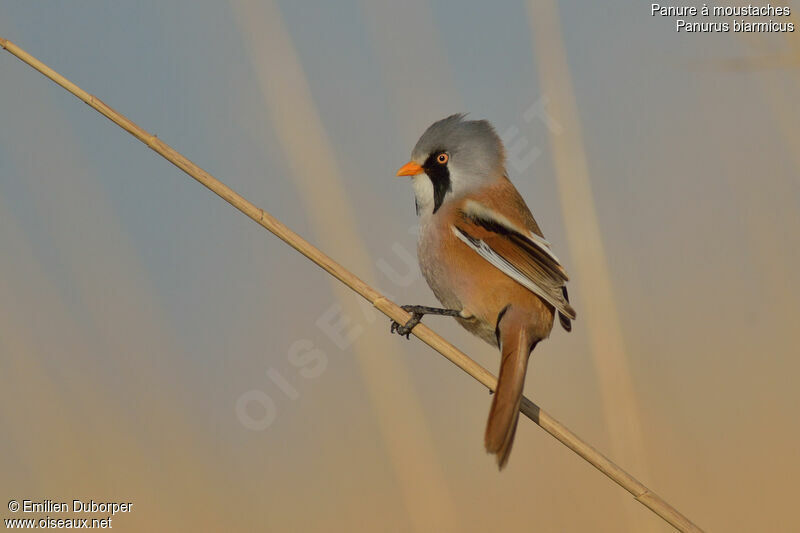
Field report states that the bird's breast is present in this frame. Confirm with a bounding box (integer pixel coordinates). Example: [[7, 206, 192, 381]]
[[417, 215, 462, 311]]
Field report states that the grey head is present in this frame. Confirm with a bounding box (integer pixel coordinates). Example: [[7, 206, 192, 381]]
[[398, 114, 506, 216]]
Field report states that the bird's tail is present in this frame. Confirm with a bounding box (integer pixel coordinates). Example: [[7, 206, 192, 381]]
[[485, 315, 536, 469]]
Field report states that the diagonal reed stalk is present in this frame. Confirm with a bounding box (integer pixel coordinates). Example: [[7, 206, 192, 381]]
[[0, 37, 703, 532]]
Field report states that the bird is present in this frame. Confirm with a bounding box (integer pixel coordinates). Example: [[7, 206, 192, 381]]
[[390, 113, 575, 468]]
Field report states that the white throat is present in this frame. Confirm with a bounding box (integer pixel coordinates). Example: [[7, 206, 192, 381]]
[[411, 174, 435, 216]]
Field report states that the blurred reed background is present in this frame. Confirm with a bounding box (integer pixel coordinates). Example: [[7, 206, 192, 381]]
[[1, 1, 798, 531]]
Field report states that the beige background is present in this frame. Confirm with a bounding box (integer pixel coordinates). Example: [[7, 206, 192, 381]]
[[1, 1, 798, 531]]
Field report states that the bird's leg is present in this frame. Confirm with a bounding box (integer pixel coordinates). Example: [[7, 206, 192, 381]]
[[390, 305, 462, 339]]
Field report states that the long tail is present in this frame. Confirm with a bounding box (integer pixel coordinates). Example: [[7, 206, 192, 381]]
[[485, 313, 537, 469]]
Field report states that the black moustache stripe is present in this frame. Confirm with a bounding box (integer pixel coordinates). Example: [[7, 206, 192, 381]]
[[422, 152, 451, 214]]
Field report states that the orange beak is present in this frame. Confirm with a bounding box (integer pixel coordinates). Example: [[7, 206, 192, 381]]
[[396, 161, 424, 177]]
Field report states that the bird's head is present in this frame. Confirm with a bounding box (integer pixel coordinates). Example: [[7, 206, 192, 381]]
[[396, 114, 506, 215]]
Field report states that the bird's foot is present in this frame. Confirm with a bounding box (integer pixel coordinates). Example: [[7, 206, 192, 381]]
[[390, 305, 424, 339], [389, 305, 461, 339]]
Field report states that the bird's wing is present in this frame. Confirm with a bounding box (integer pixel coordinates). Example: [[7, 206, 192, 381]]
[[453, 200, 576, 328]]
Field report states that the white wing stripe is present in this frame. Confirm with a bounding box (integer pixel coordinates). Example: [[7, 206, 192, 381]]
[[461, 199, 562, 265], [452, 226, 568, 314]]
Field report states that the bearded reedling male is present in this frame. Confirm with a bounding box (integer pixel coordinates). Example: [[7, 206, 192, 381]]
[[390, 114, 575, 468]]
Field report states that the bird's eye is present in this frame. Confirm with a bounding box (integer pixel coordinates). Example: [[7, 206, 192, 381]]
[[436, 153, 449, 164]]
